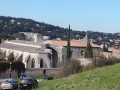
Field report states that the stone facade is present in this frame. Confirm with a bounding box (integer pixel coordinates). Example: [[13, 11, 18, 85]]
[[0, 32, 100, 71]]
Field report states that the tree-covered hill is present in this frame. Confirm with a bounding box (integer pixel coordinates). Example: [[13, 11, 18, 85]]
[[0, 16, 68, 40], [0, 16, 120, 46]]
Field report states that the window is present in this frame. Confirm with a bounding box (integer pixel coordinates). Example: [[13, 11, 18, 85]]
[[31, 59, 35, 68], [40, 59, 43, 68], [81, 50, 84, 57], [43, 69, 46, 75]]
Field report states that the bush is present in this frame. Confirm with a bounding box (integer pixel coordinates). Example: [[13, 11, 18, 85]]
[[58, 59, 82, 77], [93, 55, 120, 67], [12, 61, 25, 73], [0, 61, 9, 73], [0, 60, 25, 74]]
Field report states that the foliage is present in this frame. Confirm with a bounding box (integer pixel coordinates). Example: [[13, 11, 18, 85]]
[[0, 61, 9, 73], [0, 60, 25, 74], [0, 52, 25, 74], [58, 59, 82, 77], [0, 16, 68, 40], [12, 61, 25, 73], [13, 33, 26, 40], [93, 52, 120, 67], [0, 38, 4, 44], [0, 16, 120, 47], [102, 43, 108, 52], [66, 25, 72, 61], [84, 42, 93, 58], [7, 53, 15, 61]]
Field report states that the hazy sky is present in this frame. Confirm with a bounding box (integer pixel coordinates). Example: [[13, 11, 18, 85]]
[[0, 0, 120, 33]]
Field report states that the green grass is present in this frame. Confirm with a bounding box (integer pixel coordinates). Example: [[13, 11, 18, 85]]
[[37, 63, 120, 90]]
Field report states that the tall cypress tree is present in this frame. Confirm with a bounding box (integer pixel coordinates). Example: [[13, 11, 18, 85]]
[[66, 25, 72, 62], [102, 42, 108, 52], [84, 41, 93, 58]]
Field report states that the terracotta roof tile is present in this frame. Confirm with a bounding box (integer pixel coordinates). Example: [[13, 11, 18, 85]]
[[45, 40, 100, 48]]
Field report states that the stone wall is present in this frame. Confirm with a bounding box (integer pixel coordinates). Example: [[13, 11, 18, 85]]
[[0, 68, 60, 78], [25, 68, 60, 77]]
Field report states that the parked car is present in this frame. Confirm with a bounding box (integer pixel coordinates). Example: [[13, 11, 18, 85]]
[[37, 76, 54, 82], [0, 78, 18, 90], [19, 77, 38, 90], [44, 76, 54, 80], [18, 73, 26, 79]]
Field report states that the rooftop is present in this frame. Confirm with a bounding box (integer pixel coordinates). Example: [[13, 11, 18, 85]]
[[6, 40, 44, 46], [0, 40, 46, 53], [44, 40, 100, 48]]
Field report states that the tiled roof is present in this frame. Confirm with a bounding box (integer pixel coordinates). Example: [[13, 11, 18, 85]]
[[45, 40, 100, 48]]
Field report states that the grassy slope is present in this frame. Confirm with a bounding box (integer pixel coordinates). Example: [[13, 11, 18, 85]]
[[38, 64, 120, 90]]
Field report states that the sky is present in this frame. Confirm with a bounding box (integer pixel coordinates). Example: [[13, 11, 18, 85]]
[[0, 0, 120, 33]]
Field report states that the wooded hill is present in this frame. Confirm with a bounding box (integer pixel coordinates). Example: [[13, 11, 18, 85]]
[[0, 16, 120, 45]]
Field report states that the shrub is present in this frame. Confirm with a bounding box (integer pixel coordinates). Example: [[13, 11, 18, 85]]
[[7, 53, 15, 61], [12, 61, 25, 74], [93, 54, 120, 67], [0, 61, 9, 73], [0, 60, 25, 74], [58, 59, 82, 77]]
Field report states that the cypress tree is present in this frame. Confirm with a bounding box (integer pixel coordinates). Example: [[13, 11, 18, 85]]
[[84, 41, 93, 58], [102, 42, 108, 52], [66, 25, 72, 62]]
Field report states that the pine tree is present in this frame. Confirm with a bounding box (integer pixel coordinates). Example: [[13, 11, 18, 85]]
[[66, 25, 72, 62], [84, 42, 93, 58], [102, 42, 108, 52]]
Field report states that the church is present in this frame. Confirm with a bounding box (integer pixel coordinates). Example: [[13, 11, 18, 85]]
[[0, 32, 100, 69]]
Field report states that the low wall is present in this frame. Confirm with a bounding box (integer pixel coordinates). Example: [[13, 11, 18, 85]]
[[25, 68, 61, 76]]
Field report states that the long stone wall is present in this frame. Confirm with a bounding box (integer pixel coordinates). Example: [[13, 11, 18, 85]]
[[0, 68, 60, 78], [25, 68, 60, 76]]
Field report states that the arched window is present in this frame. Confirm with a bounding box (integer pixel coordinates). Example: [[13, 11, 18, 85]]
[[40, 59, 43, 68], [81, 50, 84, 57], [31, 59, 35, 68]]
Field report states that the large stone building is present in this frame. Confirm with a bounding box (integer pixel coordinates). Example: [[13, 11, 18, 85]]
[[0, 32, 100, 69]]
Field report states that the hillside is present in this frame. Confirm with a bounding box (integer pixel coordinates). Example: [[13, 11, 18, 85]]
[[39, 63, 120, 90], [0, 16, 68, 40], [0, 16, 120, 46]]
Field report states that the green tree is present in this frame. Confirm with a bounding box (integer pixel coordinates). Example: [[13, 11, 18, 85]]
[[0, 61, 9, 74], [102, 42, 108, 52], [84, 42, 93, 58], [12, 61, 25, 74], [7, 53, 15, 62], [66, 25, 72, 62]]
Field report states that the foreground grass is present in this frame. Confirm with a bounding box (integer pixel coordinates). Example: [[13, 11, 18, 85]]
[[38, 63, 120, 90]]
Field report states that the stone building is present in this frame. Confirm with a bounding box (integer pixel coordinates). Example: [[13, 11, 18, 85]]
[[44, 40, 100, 66], [0, 32, 100, 69]]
